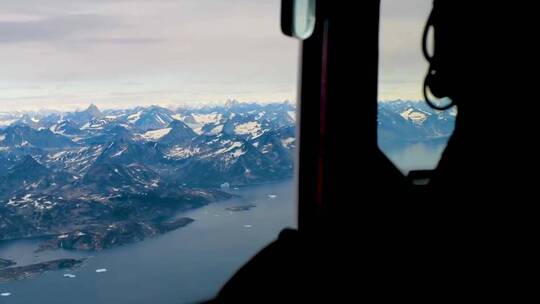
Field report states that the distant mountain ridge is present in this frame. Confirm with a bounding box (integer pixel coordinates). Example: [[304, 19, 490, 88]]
[[378, 100, 456, 149], [0, 102, 298, 195], [0, 100, 455, 193], [0, 100, 455, 244], [0, 102, 297, 242]]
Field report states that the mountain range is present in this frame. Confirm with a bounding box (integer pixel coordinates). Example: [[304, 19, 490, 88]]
[[0, 100, 454, 244], [0, 101, 296, 243], [378, 99, 456, 150]]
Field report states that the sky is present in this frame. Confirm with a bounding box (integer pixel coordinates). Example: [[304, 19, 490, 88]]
[[379, 0, 432, 101], [0, 0, 430, 111]]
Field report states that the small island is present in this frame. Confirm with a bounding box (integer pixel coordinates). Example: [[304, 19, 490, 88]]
[[226, 204, 257, 212], [0, 258, 84, 282], [38, 217, 195, 252]]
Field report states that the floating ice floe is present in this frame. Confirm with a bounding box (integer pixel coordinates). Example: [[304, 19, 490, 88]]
[[1, 292, 11, 297], [64, 274, 76, 278], [95, 268, 107, 273]]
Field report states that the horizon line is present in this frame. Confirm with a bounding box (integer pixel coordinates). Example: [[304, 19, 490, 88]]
[[0, 99, 297, 114], [0, 98, 427, 114]]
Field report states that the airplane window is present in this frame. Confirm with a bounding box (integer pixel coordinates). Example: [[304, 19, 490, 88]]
[[0, 1, 299, 303], [378, 0, 456, 175]]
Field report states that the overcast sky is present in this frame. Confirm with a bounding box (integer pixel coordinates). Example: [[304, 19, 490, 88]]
[[379, 0, 432, 101], [0, 0, 430, 111]]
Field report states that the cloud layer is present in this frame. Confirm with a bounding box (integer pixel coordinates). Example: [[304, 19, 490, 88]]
[[0, 0, 432, 111], [379, 0, 432, 101], [0, 0, 299, 111]]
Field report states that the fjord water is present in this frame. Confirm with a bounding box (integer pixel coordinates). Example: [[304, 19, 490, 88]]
[[0, 181, 296, 304], [384, 142, 447, 174], [0, 144, 444, 303]]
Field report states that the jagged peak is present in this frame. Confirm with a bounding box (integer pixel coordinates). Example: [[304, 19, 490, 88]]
[[83, 103, 102, 117], [225, 99, 240, 109]]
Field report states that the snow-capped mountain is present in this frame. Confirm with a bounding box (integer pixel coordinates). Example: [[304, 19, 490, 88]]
[[0, 101, 298, 242], [0, 100, 458, 244], [124, 106, 175, 131], [158, 120, 198, 145], [378, 100, 456, 149], [0, 100, 456, 198], [0, 102, 298, 197], [0, 125, 76, 149]]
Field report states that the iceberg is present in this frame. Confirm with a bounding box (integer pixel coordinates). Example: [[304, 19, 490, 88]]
[[95, 268, 107, 273]]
